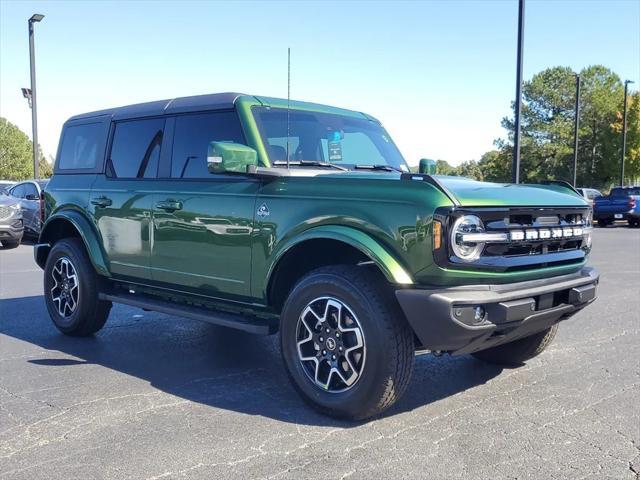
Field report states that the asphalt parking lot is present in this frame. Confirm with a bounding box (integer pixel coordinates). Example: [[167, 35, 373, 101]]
[[0, 228, 638, 480]]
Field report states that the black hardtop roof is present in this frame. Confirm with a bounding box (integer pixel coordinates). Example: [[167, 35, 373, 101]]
[[67, 92, 246, 122]]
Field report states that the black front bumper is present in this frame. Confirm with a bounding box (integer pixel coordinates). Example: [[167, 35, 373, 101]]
[[396, 267, 599, 355]]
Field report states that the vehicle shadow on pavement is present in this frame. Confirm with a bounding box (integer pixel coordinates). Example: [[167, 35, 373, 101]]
[[0, 295, 503, 426]]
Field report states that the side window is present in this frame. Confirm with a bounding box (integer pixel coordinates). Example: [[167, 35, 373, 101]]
[[23, 183, 38, 198], [58, 123, 103, 170], [10, 184, 25, 198], [109, 118, 164, 178], [171, 111, 245, 178]]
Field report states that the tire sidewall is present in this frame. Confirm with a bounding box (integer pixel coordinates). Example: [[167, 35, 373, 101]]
[[280, 270, 396, 417]]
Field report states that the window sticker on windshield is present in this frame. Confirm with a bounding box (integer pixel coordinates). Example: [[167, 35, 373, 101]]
[[327, 131, 343, 162]]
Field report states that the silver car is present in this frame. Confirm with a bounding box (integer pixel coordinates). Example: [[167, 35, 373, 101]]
[[7, 180, 48, 237], [0, 193, 24, 248]]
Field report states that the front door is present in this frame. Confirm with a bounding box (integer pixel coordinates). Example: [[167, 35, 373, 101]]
[[91, 117, 165, 280], [150, 111, 260, 301]]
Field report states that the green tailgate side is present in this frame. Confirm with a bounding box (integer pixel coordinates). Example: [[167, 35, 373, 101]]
[[38, 174, 111, 277]]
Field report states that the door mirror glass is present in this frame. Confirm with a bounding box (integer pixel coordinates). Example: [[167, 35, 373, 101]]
[[207, 142, 258, 174], [25, 194, 40, 201], [419, 158, 437, 175]]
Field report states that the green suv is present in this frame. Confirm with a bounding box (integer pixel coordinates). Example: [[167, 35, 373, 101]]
[[36, 93, 599, 420]]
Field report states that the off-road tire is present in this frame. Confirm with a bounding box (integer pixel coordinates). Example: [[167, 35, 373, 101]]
[[44, 238, 111, 336], [1, 240, 20, 249], [471, 324, 558, 366], [280, 265, 414, 421]]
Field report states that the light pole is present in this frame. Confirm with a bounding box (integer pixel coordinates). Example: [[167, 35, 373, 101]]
[[512, 0, 525, 184], [28, 13, 44, 179], [620, 79, 634, 186], [572, 74, 581, 187]]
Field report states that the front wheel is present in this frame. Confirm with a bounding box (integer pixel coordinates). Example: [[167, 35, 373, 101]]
[[471, 325, 558, 366], [280, 265, 414, 420], [44, 238, 112, 336]]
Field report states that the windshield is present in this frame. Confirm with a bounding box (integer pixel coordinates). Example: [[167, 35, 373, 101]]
[[252, 107, 408, 171]]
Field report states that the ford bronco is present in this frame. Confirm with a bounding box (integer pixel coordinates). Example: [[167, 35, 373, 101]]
[[36, 93, 598, 420]]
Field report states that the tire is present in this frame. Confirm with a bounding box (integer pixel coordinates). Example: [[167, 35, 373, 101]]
[[1, 240, 20, 249], [44, 238, 111, 336], [628, 219, 640, 228], [280, 265, 414, 420], [471, 324, 558, 366], [595, 218, 609, 227]]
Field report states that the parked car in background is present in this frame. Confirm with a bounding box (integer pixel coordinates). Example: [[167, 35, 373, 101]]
[[7, 180, 48, 237], [576, 188, 602, 207], [593, 186, 640, 227], [0, 180, 16, 194], [0, 192, 24, 248]]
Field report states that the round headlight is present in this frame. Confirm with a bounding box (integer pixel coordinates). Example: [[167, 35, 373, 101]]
[[450, 215, 484, 262]]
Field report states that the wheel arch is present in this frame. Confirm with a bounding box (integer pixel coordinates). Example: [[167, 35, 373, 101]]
[[36, 210, 110, 277], [266, 226, 413, 312]]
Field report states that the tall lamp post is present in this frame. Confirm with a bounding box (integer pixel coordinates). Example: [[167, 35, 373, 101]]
[[28, 13, 44, 179], [620, 79, 634, 186], [572, 74, 581, 187], [512, 0, 525, 184]]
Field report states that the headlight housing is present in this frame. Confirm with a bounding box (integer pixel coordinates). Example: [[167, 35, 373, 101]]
[[450, 215, 485, 262]]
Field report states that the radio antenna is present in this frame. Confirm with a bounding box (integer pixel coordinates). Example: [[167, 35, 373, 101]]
[[286, 47, 291, 169]]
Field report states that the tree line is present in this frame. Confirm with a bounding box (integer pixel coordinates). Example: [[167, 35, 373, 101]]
[[0, 117, 52, 180], [421, 65, 640, 189]]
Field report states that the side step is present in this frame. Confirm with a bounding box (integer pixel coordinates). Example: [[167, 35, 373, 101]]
[[98, 292, 278, 335]]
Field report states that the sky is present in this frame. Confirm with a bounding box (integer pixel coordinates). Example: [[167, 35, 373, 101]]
[[1, 0, 639, 167]]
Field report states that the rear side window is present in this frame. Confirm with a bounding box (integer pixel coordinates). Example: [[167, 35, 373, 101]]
[[58, 123, 102, 170], [171, 111, 245, 178], [108, 118, 164, 178]]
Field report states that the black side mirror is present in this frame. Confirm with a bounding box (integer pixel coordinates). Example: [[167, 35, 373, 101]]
[[25, 194, 39, 201]]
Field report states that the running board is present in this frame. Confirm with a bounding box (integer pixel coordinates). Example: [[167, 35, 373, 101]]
[[98, 292, 277, 335]]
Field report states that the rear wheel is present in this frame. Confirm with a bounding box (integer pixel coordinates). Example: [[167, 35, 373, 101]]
[[44, 238, 111, 336], [471, 325, 558, 366], [280, 265, 414, 420], [628, 218, 640, 228], [596, 218, 610, 227]]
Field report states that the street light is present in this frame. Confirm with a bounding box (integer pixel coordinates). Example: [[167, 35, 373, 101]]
[[512, 0, 525, 184], [620, 79, 635, 186], [572, 74, 581, 187], [28, 13, 44, 179]]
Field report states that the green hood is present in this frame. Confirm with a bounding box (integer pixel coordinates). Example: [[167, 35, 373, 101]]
[[434, 176, 587, 207]]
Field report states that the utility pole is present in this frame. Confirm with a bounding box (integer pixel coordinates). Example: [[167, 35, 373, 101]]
[[572, 74, 581, 187], [28, 14, 44, 179], [512, 0, 525, 184], [620, 79, 634, 186]]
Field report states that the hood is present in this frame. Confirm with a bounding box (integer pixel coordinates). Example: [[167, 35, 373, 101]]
[[0, 194, 20, 207], [318, 172, 588, 207], [432, 176, 587, 207]]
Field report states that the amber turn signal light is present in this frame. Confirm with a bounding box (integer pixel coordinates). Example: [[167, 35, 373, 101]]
[[433, 220, 442, 249]]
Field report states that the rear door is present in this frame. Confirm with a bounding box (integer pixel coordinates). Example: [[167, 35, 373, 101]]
[[90, 117, 165, 280], [150, 110, 259, 302], [21, 182, 40, 233]]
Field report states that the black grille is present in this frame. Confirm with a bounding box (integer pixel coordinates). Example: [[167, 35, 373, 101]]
[[435, 206, 591, 272]]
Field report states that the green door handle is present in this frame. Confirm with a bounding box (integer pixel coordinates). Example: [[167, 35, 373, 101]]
[[156, 200, 183, 211]]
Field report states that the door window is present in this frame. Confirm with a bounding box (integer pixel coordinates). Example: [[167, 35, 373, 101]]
[[170, 111, 245, 178], [23, 183, 38, 199], [108, 118, 164, 178], [10, 184, 26, 198]]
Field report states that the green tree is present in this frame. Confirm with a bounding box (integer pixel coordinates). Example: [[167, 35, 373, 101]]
[[456, 160, 483, 180], [493, 65, 626, 189], [0, 117, 52, 180]]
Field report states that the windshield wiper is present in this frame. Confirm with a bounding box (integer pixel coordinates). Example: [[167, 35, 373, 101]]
[[273, 160, 348, 171], [355, 164, 404, 173]]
